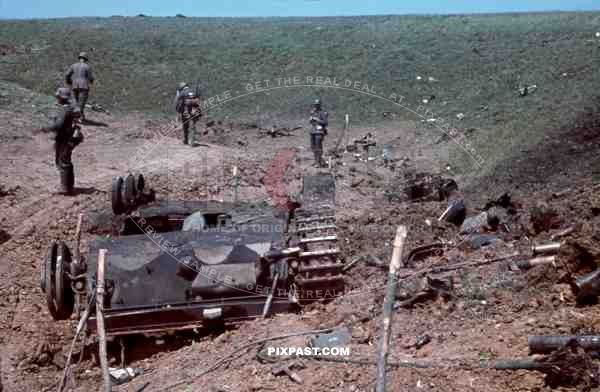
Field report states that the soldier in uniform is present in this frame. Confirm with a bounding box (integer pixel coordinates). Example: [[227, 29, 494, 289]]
[[175, 82, 202, 146], [35, 88, 84, 195], [309, 98, 328, 167], [65, 52, 94, 120]]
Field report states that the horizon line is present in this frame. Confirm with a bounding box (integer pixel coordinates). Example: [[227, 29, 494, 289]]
[[1, 9, 600, 21]]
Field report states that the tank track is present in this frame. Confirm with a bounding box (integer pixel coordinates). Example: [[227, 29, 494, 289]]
[[290, 172, 344, 300]]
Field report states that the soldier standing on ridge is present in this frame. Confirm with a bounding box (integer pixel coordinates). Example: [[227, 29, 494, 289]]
[[309, 98, 328, 167], [175, 82, 202, 146], [65, 52, 94, 120], [34, 88, 84, 195]]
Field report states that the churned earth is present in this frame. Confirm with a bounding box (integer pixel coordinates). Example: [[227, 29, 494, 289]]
[[1, 80, 600, 392]]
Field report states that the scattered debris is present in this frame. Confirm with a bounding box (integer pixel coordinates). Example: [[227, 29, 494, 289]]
[[438, 199, 466, 226], [259, 126, 300, 138], [404, 243, 445, 267], [309, 327, 351, 349], [529, 205, 561, 233], [518, 84, 538, 97], [90, 103, 110, 115], [415, 334, 432, 349], [551, 188, 571, 198], [342, 256, 362, 272], [529, 335, 600, 354], [460, 212, 487, 235], [512, 255, 556, 270], [109, 367, 141, 385], [389, 174, 457, 202], [574, 269, 600, 304], [395, 276, 453, 309], [456, 113, 465, 120], [531, 242, 561, 256], [467, 234, 501, 250], [509, 341, 598, 390], [272, 361, 305, 384], [366, 253, 386, 268], [551, 225, 576, 240], [346, 133, 376, 152]]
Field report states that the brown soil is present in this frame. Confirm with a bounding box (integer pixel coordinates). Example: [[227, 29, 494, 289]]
[[1, 92, 600, 392]]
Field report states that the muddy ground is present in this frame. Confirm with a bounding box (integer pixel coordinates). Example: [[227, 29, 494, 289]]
[[1, 89, 600, 392]]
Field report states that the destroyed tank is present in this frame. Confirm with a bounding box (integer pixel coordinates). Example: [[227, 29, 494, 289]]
[[41, 172, 342, 336]]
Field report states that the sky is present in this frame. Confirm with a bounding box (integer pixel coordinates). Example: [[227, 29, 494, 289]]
[[1, 0, 600, 19]]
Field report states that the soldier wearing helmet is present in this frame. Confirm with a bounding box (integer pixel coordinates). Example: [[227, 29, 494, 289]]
[[34, 88, 84, 195], [65, 52, 94, 120], [309, 98, 328, 167], [175, 82, 202, 145]]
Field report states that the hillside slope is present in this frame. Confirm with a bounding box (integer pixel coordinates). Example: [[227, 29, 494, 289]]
[[1, 12, 599, 181]]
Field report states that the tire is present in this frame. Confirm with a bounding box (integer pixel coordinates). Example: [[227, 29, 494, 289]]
[[54, 241, 74, 320], [111, 176, 124, 215], [135, 173, 145, 193], [41, 240, 57, 293], [124, 174, 137, 206]]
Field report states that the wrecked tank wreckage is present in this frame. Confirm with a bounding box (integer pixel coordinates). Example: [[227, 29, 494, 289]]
[[41, 172, 342, 335]]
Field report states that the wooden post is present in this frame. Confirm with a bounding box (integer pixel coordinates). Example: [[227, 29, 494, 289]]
[[376, 226, 407, 392], [73, 213, 84, 317], [74, 213, 84, 263], [96, 249, 111, 392], [232, 165, 240, 204], [57, 293, 95, 392]]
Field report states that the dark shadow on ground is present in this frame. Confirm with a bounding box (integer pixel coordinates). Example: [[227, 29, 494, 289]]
[[70, 187, 102, 196], [0, 229, 10, 245], [81, 118, 109, 127], [468, 98, 600, 199]]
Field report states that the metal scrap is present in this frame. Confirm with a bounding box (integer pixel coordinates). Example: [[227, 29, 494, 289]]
[[531, 242, 561, 256], [529, 335, 600, 354], [271, 361, 305, 384], [574, 269, 600, 304], [309, 327, 351, 349]]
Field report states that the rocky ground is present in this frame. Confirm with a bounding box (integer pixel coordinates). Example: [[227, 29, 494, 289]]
[[1, 86, 600, 392]]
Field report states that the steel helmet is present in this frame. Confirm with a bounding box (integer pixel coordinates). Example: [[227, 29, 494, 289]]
[[55, 87, 71, 100]]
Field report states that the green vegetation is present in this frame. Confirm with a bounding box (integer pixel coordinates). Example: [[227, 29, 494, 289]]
[[0, 12, 599, 177]]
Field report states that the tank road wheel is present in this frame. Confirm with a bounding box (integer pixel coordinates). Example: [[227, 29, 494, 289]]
[[111, 176, 124, 215], [124, 174, 137, 209], [45, 241, 74, 320], [41, 240, 58, 293], [44, 241, 60, 319], [55, 241, 75, 319], [135, 173, 145, 193]]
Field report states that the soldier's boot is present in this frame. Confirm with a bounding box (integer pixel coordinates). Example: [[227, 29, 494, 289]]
[[58, 165, 75, 195], [188, 121, 197, 146], [182, 122, 189, 145]]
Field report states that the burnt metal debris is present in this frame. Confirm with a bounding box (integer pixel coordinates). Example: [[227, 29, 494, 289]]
[[529, 335, 600, 354], [41, 172, 342, 336]]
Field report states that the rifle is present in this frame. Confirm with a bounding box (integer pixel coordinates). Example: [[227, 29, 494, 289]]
[[195, 79, 201, 98]]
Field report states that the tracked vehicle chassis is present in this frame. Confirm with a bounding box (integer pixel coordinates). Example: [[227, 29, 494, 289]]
[[42, 172, 342, 336]]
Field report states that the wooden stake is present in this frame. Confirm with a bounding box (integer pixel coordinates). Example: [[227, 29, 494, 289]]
[[57, 293, 95, 392], [96, 249, 111, 392], [74, 213, 84, 263], [262, 273, 279, 317], [376, 226, 407, 392]]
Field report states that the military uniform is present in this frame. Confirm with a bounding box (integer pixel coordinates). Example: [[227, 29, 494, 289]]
[[175, 84, 202, 145], [41, 89, 83, 194], [65, 52, 94, 119], [309, 100, 328, 167]]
